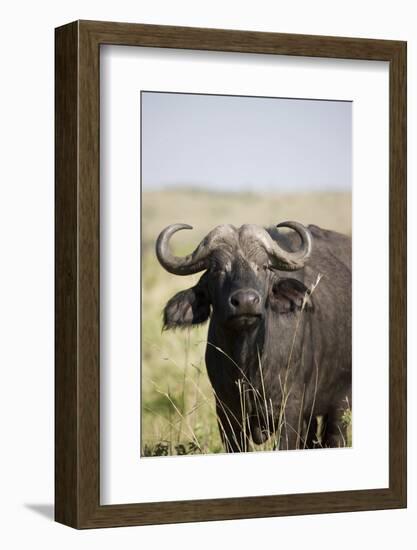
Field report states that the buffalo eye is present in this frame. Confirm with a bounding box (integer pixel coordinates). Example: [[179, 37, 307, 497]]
[[209, 267, 226, 282]]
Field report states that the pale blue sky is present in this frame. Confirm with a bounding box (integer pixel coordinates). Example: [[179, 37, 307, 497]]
[[141, 92, 352, 193]]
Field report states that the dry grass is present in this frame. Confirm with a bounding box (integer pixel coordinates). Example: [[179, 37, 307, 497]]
[[141, 188, 351, 456]]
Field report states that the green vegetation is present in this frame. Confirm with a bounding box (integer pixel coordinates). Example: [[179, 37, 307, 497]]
[[141, 188, 352, 456]]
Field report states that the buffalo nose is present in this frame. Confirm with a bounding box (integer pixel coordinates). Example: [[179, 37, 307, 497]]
[[229, 289, 261, 312]]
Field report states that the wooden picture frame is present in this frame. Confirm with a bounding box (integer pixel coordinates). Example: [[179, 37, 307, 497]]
[[55, 20, 407, 528]]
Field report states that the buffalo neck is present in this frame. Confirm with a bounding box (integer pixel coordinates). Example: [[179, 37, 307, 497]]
[[208, 316, 266, 380], [207, 310, 306, 388]]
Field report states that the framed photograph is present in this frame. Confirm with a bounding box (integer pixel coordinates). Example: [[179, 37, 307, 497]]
[[55, 20, 406, 528]]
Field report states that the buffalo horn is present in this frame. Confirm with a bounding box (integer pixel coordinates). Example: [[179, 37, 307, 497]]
[[156, 223, 235, 276], [268, 221, 312, 271]]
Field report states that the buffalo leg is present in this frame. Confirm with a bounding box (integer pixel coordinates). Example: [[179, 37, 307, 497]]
[[215, 402, 249, 452], [302, 416, 320, 449], [276, 407, 306, 450], [323, 408, 348, 448]]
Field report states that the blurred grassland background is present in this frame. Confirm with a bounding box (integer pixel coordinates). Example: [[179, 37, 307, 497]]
[[141, 188, 351, 456]]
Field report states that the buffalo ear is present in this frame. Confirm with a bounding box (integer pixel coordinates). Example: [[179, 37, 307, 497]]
[[271, 278, 313, 314], [163, 285, 210, 330]]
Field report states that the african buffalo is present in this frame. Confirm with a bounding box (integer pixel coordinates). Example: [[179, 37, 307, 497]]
[[156, 221, 351, 452]]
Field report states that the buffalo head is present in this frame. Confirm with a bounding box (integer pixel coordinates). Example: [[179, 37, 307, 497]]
[[157, 222, 312, 331]]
